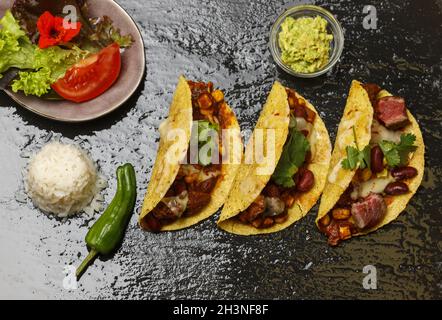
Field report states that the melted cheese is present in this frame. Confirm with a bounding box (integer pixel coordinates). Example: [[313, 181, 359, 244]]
[[264, 197, 286, 216], [371, 119, 401, 144], [309, 129, 319, 160], [162, 191, 189, 217], [180, 164, 221, 182], [351, 176, 395, 200], [198, 169, 221, 182], [179, 164, 199, 176], [295, 117, 312, 134], [337, 111, 361, 149], [328, 159, 343, 184]]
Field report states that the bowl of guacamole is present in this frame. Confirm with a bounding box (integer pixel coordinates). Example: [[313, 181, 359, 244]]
[[270, 5, 344, 78]]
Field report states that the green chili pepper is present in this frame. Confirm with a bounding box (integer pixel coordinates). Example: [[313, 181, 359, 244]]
[[76, 163, 137, 279]]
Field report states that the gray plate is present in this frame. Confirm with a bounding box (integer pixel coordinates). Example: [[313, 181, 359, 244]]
[[0, 0, 145, 122]]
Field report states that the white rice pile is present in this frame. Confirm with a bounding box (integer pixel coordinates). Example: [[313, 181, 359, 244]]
[[26, 142, 105, 217]]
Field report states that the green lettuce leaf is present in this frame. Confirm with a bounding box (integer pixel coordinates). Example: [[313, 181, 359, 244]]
[[35, 45, 88, 80], [0, 10, 35, 76], [11, 46, 88, 96], [88, 16, 134, 48], [11, 68, 52, 96]]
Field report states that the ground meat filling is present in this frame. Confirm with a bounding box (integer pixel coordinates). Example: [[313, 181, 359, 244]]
[[319, 83, 417, 246], [237, 89, 316, 229], [144, 81, 229, 232]]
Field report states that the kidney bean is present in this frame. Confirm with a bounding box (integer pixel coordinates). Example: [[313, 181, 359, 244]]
[[371, 145, 384, 173], [391, 166, 418, 180], [296, 169, 314, 192], [384, 181, 409, 195]]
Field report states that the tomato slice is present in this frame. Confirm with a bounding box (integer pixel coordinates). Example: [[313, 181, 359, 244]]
[[52, 43, 121, 103]]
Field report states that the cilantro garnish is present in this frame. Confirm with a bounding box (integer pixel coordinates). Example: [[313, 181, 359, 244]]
[[271, 117, 310, 188], [341, 126, 371, 170], [379, 133, 417, 167], [342, 145, 371, 170]]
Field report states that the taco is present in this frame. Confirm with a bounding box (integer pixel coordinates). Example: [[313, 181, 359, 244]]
[[218, 81, 331, 235], [316, 80, 425, 246], [139, 76, 242, 231]]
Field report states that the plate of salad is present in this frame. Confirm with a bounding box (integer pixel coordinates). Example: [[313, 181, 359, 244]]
[[0, 0, 145, 122]]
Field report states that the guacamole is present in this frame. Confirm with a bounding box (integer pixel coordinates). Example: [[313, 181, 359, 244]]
[[278, 16, 333, 73]]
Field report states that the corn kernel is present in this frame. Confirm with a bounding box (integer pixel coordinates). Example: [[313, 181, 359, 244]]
[[377, 167, 389, 178], [211, 90, 224, 103], [339, 226, 352, 240], [332, 208, 351, 220], [360, 168, 372, 182], [287, 97, 296, 108], [320, 214, 331, 226]]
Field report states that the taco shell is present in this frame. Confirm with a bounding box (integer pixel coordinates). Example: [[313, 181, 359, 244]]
[[218, 82, 331, 235], [316, 81, 425, 237], [139, 76, 242, 231]]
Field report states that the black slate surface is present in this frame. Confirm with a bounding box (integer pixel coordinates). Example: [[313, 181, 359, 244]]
[[0, 0, 441, 299]]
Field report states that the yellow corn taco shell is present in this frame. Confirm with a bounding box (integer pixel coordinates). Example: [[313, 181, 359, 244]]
[[139, 76, 242, 231], [218, 81, 331, 235], [316, 81, 425, 237]]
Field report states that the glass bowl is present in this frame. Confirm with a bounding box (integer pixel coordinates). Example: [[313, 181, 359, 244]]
[[269, 5, 344, 78]]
